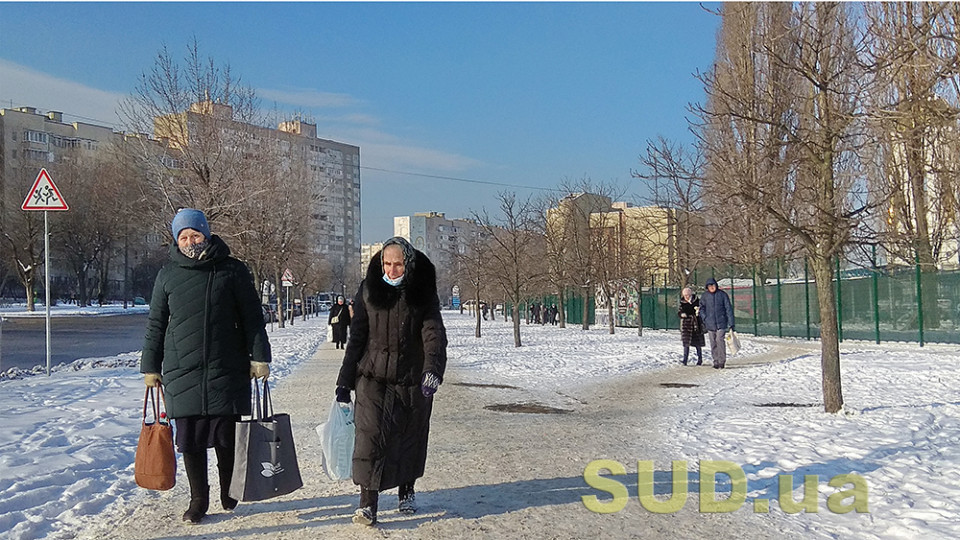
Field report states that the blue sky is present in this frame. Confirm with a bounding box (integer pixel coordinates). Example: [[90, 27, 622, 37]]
[[0, 2, 720, 243]]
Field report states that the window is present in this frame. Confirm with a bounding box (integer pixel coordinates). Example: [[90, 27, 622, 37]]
[[24, 130, 48, 144]]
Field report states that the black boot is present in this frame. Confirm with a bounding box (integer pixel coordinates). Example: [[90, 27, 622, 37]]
[[215, 446, 238, 511], [353, 487, 379, 526], [182, 450, 210, 524]]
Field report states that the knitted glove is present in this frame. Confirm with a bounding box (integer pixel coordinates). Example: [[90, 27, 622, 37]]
[[250, 361, 270, 379], [336, 386, 352, 403], [144, 373, 162, 387], [421, 371, 441, 398]]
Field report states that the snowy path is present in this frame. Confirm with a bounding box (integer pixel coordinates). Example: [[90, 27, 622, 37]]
[[67, 332, 792, 539], [8, 312, 960, 539]]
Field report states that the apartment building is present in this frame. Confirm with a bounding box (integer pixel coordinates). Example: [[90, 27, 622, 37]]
[[154, 103, 362, 286], [0, 106, 118, 224]]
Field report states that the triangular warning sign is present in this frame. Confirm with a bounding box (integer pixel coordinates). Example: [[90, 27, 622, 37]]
[[22, 168, 69, 211]]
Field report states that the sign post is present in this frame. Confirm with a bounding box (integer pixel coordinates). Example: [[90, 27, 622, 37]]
[[282, 268, 294, 325], [21, 168, 69, 376]]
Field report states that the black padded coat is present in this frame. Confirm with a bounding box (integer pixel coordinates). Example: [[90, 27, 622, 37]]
[[140, 235, 271, 419], [336, 249, 447, 491]]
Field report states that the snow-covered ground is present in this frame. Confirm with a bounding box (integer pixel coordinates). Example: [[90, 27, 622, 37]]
[[1, 308, 958, 539], [0, 303, 151, 318], [0, 309, 326, 539]]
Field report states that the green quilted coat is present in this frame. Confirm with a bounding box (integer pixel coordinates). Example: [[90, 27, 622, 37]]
[[140, 235, 270, 418]]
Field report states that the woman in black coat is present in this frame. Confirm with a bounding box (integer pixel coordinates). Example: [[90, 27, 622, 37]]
[[679, 287, 706, 365], [140, 208, 271, 524], [328, 295, 352, 349], [335, 237, 447, 526]]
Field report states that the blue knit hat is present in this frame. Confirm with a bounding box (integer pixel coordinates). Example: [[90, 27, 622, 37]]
[[171, 208, 210, 239]]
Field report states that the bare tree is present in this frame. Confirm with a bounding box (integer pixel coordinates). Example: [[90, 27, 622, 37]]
[[864, 2, 960, 327], [697, 3, 874, 413], [452, 223, 489, 338], [552, 179, 617, 330], [474, 192, 545, 347], [52, 153, 121, 305], [634, 137, 710, 287], [119, 39, 262, 232]]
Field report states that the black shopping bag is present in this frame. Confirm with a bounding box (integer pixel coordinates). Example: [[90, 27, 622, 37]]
[[229, 378, 303, 501]]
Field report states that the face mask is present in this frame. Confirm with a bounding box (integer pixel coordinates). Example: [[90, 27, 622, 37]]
[[383, 273, 404, 287], [182, 240, 210, 260]]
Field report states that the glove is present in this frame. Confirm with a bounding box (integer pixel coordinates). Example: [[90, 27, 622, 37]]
[[250, 362, 270, 379], [336, 386, 351, 403], [421, 371, 441, 398], [144, 373, 162, 387]]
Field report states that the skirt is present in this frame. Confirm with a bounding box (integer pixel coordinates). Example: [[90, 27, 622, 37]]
[[174, 415, 240, 453]]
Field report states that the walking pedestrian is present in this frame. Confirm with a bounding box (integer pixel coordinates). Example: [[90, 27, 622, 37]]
[[140, 208, 271, 524], [334, 236, 448, 526], [700, 278, 734, 369], [329, 295, 351, 349], [678, 287, 705, 366]]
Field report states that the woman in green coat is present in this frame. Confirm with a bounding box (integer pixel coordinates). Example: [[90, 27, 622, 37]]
[[140, 208, 271, 524]]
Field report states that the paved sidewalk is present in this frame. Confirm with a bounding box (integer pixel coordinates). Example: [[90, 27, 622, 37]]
[[75, 340, 803, 539]]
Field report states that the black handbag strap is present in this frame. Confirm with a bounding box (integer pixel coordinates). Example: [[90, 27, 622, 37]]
[[250, 378, 274, 420]]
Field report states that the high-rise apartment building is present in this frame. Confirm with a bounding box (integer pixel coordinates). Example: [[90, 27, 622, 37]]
[[154, 103, 362, 287], [0, 103, 362, 298]]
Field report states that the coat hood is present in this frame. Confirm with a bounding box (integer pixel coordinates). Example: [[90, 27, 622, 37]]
[[364, 248, 437, 310], [705, 277, 719, 288]]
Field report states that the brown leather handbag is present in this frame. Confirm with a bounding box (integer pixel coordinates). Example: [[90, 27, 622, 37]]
[[134, 386, 177, 490]]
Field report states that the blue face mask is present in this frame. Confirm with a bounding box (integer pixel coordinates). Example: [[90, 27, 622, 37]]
[[383, 273, 404, 287]]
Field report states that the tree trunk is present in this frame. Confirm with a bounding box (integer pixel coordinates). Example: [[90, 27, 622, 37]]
[[475, 288, 481, 338], [607, 293, 615, 335], [24, 274, 36, 312], [513, 305, 522, 347], [810, 256, 843, 413]]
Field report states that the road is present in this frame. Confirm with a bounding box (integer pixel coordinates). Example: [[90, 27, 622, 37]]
[[0, 312, 148, 371]]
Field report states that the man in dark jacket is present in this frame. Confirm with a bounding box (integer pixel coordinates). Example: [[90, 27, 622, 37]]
[[335, 236, 447, 526], [700, 277, 734, 369], [141, 208, 271, 523]]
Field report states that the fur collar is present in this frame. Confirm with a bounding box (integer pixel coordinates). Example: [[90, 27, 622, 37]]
[[364, 249, 437, 309]]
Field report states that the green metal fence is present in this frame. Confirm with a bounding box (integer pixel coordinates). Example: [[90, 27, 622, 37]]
[[635, 259, 960, 345]]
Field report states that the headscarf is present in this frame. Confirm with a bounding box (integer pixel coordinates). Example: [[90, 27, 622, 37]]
[[382, 236, 416, 275]]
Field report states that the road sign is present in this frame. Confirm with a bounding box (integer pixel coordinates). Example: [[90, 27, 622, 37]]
[[282, 268, 294, 287], [21, 168, 69, 211]]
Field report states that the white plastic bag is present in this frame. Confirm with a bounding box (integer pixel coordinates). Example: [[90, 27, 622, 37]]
[[725, 330, 741, 355], [316, 399, 355, 481]]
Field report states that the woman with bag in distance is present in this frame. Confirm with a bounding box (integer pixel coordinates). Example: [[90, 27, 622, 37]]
[[329, 295, 351, 349], [140, 208, 272, 524], [678, 287, 705, 366], [335, 237, 447, 526]]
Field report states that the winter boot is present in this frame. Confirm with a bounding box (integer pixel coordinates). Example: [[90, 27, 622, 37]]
[[182, 450, 210, 524], [398, 482, 417, 514], [353, 488, 378, 526], [215, 446, 238, 511]]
